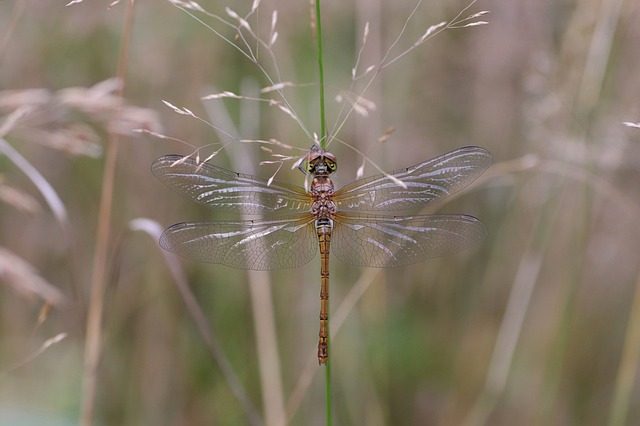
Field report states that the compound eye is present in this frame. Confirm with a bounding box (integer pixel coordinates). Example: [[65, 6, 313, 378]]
[[307, 162, 315, 172], [327, 161, 337, 171]]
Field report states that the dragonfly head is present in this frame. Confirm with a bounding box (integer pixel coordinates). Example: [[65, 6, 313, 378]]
[[304, 150, 337, 176]]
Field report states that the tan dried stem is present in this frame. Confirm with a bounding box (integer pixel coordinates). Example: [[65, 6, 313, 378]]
[[80, 1, 136, 425]]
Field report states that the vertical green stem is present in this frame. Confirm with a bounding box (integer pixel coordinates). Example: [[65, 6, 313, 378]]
[[325, 317, 332, 426], [315, 0, 327, 150], [315, 3, 332, 425]]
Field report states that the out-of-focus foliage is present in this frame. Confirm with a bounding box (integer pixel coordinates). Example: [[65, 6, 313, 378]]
[[1, 0, 640, 425]]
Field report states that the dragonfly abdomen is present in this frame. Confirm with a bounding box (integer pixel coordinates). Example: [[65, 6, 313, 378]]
[[310, 173, 336, 365], [317, 222, 331, 364]]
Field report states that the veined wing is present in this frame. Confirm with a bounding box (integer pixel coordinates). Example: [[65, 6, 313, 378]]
[[152, 154, 311, 215], [331, 214, 487, 267], [334, 146, 492, 212], [160, 215, 318, 270]]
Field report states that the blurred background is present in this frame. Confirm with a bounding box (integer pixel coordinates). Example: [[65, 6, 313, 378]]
[[1, 0, 640, 425]]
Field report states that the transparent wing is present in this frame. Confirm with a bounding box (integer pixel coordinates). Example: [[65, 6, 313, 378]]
[[334, 146, 492, 212], [331, 214, 487, 267], [152, 154, 311, 215], [159, 215, 318, 270]]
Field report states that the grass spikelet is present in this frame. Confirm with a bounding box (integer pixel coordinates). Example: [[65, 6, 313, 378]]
[[0, 247, 66, 306], [414, 21, 447, 47], [1, 333, 68, 378], [261, 82, 297, 93], [270, 10, 278, 46], [0, 181, 42, 214], [225, 7, 252, 32], [377, 126, 396, 144]]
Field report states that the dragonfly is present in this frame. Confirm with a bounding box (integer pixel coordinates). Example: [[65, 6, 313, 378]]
[[152, 145, 492, 364]]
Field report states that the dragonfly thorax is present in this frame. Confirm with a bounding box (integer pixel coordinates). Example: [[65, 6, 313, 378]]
[[310, 174, 337, 220]]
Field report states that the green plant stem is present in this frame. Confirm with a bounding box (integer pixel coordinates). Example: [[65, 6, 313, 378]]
[[325, 309, 332, 426], [315, 0, 327, 150], [315, 2, 332, 425], [607, 272, 640, 426]]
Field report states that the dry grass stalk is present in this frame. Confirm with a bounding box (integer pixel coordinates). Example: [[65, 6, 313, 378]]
[[0, 80, 161, 157], [129, 218, 263, 426], [0, 181, 42, 214], [0, 247, 66, 306]]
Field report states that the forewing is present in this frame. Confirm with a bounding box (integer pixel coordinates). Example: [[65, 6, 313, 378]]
[[152, 154, 311, 215], [160, 215, 318, 270], [331, 214, 487, 267], [334, 146, 492, 212]]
